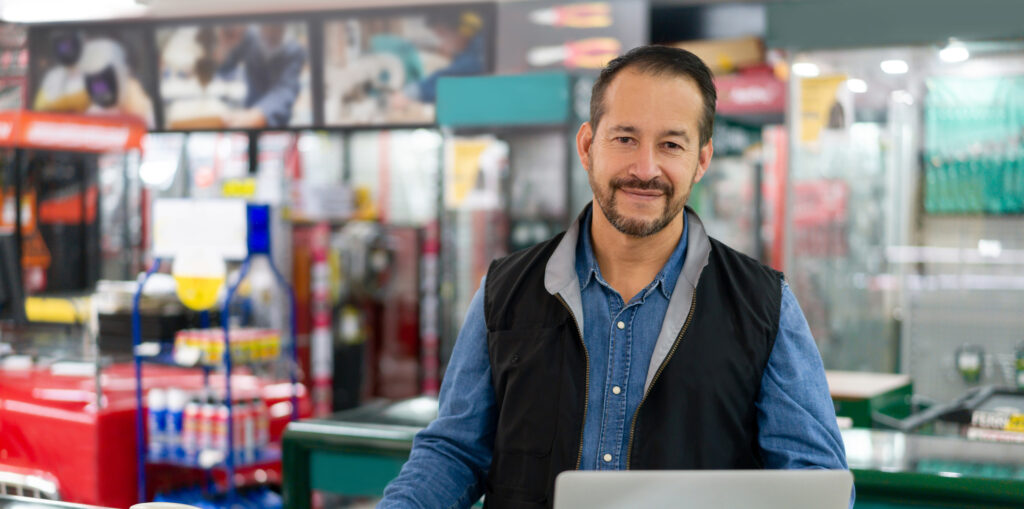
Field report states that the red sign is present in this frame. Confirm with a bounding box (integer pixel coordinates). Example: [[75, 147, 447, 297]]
[[715, 69, 786, 115], [0, 111, 145, 152]]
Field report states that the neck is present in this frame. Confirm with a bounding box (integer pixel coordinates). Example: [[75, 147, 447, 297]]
[[589, 204, 685, 302]]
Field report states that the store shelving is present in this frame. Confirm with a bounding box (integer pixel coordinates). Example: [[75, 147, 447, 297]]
[[132, 203, 299, 505]]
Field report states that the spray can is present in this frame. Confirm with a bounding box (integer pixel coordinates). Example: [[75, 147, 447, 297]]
[[198, 396, 216, 457], [147, 389, 167, 460], [213, 399, 229, 460], [233, 399, 248, 465], [165, 389, 188, 460], [182, 397, 201, 464]]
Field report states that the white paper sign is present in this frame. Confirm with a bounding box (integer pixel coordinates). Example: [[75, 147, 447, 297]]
[[152, 199, 248, 260]]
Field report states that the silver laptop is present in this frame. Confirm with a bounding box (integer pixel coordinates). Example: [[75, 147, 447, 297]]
[[554, 470, 853, 509]]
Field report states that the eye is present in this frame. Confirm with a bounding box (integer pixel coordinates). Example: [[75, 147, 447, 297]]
[[614, 136, 634, 144], [663, 141, 683, 150]]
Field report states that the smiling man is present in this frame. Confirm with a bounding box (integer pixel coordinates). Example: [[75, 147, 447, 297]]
[[379, 45, 851, 509]]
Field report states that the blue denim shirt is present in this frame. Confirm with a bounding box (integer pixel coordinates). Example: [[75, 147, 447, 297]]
[[380, 210, 852, 509], [574, 209, 689, 470]]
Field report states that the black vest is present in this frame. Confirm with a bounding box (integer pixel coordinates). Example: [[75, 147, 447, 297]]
[[482, 230, 782, 509]]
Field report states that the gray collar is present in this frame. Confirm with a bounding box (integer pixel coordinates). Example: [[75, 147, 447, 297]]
[[543, 204, 713, 393]]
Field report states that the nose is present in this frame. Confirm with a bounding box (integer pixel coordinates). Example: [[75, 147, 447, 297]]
[[630, 142, 660, 181]]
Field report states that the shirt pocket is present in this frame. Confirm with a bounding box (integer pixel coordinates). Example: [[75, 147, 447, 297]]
[[488, 324, 565, 457]]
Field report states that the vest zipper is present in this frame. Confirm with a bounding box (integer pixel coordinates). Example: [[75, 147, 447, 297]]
[[625, 291, 698, 469], [554, 292, 590, 470]]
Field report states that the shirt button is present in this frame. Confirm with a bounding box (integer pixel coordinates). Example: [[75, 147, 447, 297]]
[[603, 453, 612, 463], [612, 386, 622, 395], [616, 321, 625, 330]]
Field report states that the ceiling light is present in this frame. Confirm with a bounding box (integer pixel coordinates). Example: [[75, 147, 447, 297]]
[[940, 40, 970, 63], [880, 59, 909, 75], [846, 79, 868, 94], [792, 62, 820, 78]]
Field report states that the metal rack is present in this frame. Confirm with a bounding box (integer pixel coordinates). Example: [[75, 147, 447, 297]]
[[131, 203, 299, 504]]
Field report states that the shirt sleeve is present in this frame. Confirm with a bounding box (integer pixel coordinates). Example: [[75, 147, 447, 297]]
[[756, 281, 854, 508], [379, 278, 495, 509], [254, 45, 307, 127]]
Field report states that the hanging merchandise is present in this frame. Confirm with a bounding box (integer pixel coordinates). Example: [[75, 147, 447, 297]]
[[332, 221, 394, 302], [328, 221, 395, 405], [924, 76, 1024, 215], [494, 0, 646, 74]]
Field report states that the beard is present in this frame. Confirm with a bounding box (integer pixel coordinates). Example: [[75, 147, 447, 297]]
[[588, 162, 696, 238]]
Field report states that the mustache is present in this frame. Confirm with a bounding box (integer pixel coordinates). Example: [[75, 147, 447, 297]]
[[611, 176, 672, 194]]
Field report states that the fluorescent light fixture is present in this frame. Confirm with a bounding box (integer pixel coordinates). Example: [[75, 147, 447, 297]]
[[846, 79, 868, 94], [940, 40, 970, 63], [880, 59, 909, 75], [792, 62, 820, 77]]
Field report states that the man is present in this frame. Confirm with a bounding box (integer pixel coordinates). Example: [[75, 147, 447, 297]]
[[380, 45, 851, 509], [216, 23, 307, 128], [391, 9, 487, 107]]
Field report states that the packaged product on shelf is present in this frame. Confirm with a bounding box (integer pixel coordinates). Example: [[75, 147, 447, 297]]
[[174, 327, 282, 366], [230, 329, 249, 364], [214, 400, 229, 457], [233, 399, 249, 465], [182, 397, 202, 462], [208, 329, 224, 364], [166, 388, 189, 460], [147, 388, 167, 459], [199, 396, 216, 457]]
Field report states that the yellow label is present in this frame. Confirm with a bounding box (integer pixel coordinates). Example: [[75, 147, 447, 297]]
[[174, 275, 225, 311], [800, 74, 847, 143], [1006, 414, 1024, 433], [449, 140, 490, 207], [222, 178, 257, 198]]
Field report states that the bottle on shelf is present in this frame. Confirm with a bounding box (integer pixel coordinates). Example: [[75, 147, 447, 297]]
[[166, 388, 188, 460], [182, 396, 201, 463], [147, 388, 167, 460]]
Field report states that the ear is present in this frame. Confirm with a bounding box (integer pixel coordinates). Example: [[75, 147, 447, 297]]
[[693, 138, 714, 184], [576, 122, 594, 172]]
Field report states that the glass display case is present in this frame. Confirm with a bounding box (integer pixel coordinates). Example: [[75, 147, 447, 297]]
[[844, 428, 1024, 508], [785, 42, 1024, 402]]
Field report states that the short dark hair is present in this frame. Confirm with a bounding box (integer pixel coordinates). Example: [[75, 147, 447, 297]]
[[590, 45, 717, 146]]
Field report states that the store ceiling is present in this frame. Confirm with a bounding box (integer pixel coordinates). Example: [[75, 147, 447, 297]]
[[0, 0, 778, 23]]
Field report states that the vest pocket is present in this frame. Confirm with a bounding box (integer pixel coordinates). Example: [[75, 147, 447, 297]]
[[488, 324, 565, 456]]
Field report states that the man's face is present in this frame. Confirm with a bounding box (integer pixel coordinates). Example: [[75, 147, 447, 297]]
[[577, 68, 713, 238], [430, 24, 468, 57]]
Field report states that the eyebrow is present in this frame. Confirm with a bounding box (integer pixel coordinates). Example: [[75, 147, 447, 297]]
[[607, 125, 692, 144]]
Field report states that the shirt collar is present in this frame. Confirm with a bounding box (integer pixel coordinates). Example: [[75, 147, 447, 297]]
[[575, 205, 689, 300]]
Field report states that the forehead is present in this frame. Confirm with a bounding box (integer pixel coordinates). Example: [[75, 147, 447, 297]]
[[599, 68, 704, 133]]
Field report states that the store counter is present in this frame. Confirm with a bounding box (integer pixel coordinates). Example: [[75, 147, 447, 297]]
[[282, 397, 436, 509], [282, 399, 1024, 509], [845, 428, 1024, 509], [0, 495, 113, 509]]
